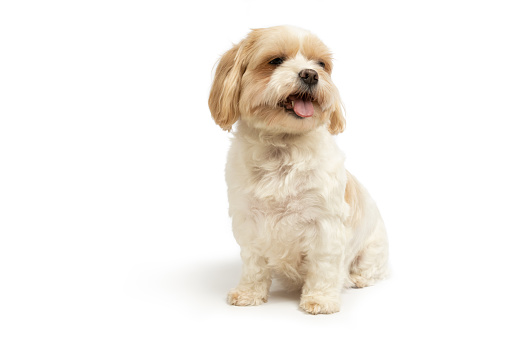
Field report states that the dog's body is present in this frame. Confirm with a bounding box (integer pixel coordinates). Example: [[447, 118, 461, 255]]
[[209, 26, 388, 314]]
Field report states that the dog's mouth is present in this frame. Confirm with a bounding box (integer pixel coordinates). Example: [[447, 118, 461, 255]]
[[278, 93, 316, 119]]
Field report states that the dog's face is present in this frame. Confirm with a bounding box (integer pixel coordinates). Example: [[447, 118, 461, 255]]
[[209, 26, 345, 134]]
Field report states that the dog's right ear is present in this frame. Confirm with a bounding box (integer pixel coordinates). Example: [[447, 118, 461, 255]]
[[208, 43, 246, 131]]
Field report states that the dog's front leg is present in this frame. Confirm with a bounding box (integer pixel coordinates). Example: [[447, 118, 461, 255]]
[[227, 248, 271, 306], [300, 223, 346, 314]]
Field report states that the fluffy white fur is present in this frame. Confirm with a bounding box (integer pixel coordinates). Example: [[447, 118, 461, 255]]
[[209, 26, 388, 314]]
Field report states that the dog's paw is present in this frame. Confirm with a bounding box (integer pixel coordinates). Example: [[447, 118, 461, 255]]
[[299, 295, 340, 315], [227, 288, 268, 306], [350, 273, 371, 288]]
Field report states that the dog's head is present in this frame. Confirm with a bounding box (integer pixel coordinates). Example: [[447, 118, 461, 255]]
[[209, 26, 345, 135]]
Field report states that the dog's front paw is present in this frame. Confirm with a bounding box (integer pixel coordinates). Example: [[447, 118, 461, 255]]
[[299, 294, 340, 315], [227, 288, 268, 306]]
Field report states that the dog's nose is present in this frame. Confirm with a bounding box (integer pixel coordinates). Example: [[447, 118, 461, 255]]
[[299, 69, 319, 85]]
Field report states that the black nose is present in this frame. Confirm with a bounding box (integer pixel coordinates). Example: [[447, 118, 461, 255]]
[[299, 69, 319, 85]]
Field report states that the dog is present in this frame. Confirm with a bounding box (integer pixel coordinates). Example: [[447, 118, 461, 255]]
[[208, 26, 388, 314]]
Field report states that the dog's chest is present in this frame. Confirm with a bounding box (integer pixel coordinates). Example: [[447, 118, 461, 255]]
[[226, 132, 347, 259], [245, 145, 325, 222]]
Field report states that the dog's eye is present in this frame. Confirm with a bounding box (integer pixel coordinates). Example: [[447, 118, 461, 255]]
[[269, 57, 285, 65], [318, 61, 326, 68]]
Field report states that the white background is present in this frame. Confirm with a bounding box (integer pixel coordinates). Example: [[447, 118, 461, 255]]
[[1, 0, 508, 338]]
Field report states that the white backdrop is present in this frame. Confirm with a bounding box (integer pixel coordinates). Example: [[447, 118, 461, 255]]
[[1, 0, 508, 338]]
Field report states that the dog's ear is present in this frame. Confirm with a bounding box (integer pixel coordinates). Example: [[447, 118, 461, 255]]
[[328, 95, 346, 134], [209, 42, 247, 131]]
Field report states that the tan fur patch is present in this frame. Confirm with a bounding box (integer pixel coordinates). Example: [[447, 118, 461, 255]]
[[300, 34, 334, 74], [208, 43, 243, 131], [328, 99, 346, 134]]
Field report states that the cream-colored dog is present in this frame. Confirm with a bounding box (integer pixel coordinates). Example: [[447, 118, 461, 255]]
[[209, 26, 388, 314]]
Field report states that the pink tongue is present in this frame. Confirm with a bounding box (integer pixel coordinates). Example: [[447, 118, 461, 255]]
[[293, 99, 314, 117]]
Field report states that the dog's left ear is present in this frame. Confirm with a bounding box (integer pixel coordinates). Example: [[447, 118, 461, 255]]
[[208, 42, 247, 131], [328, 97, 346, 134]]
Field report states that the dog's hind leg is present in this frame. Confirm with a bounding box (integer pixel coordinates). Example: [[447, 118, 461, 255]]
[[348, 221, 389, 288]]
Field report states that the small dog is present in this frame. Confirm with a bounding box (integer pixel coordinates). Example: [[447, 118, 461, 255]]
[[209, 26, 388, 314]]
